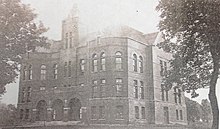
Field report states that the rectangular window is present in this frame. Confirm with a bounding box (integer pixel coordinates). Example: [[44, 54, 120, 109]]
[[141, 107, 146, 119], [116, 78, 123, 97], [140, 81, 144, 99], [53, 64, 58, 79], [99, 106, 105, 119], [69, 32, 72, 48], [160, 60, 168, 76], [93, 59, 98, 72], [178, 89, 182, 104], [176, 110, 179, 120], [21, 87, 25, 103], [116, 105, 123, 119], [40, 66, 46, 80], [28, 65, 32, 80], [139, 57, 143, 73], [100, 79, 106, 97], [163, 107, 169, 124], [68, 61, 71, 77], [64, 62, 67, 77], [180, 110, 183, 120], [134, 80, 138, 98], [40, 86, 46, 90], [65, 33, 68, 49], [116, 57, 122, 70], [91, 106, 96, 119], [92, 80, 98, 98], [92, 86, 98, 98], [101, 58, 106, 71], [27, 87, 31, 102], [23, 66, 27, 80], [162, 88, 165, 101], [93, 80, 98, 85], [40, 70, 46, 80], [162, 86, 168, 102], [20, 109, 24, 120], [135, 106, 139, 119], [160, 60, 164, 75], [25, 109, 29, 119], [166, 90, 169, 101], [80, 59, 85, 72], [174, 88, 178, 103], [164, 62, 167, 74]]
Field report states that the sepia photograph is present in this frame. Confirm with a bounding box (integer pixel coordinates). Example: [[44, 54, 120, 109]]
[[0, 0, 219, 129]]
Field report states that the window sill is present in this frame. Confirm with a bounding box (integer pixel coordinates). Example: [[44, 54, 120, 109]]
[[115, 119, 124, 120]]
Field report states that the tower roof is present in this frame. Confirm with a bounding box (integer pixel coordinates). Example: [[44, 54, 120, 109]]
[[68, 4, 79, 18]]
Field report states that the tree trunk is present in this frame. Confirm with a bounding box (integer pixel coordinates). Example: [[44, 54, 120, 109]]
[[209, 54, 219, 129]]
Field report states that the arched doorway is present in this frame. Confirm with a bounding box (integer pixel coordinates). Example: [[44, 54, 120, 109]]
[[36, 100, 47, 121], [68, 98, 81, 121], [52, 99, 64, 121]]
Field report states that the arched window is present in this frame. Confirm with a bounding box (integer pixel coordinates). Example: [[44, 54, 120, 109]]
[[40, 65, 46, 80], [53, 64, 58, 79], [115, 52, 122, 70], [139, 56, 143, 73], [23, 66, 27, 80], [133, 54, 137, 72], [100, 52, 106, 71], [92, 54, 98, 72], [28, 65, 32, 80]]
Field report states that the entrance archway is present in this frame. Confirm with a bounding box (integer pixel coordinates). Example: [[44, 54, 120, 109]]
[[68, 98, 81, 121], [36, 100, 47, 121], [52, 99, 64, 121]]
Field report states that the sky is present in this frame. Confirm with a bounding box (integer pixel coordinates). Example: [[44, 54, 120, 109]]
[[1, 0, 219, 106]]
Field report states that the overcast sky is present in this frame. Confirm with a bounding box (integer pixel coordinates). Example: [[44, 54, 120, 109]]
[[2, 0, 218, 105]]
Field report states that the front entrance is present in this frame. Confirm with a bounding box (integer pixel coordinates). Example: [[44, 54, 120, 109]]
[[52, 99, 64, 121], [68, 98, 81, 121], [36, 100, 47, 121]]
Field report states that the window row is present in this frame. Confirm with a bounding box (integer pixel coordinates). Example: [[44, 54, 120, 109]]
[[22, 52, 123, 81], [91, 105, 124, 120], [92, 78, 123, 98], [133, 80, 144, 99], [135, 106, 146, 119], [176, 109, 183, 120], [132, 54, 143, 73], [22, 64, 58, 81], [23, 65, 32, 80], [21, 87, 31, 103], [92, 52, 123, 72], [64, 32, 73, 49]]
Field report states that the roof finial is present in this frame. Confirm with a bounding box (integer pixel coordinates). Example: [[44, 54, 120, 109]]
[[68, 3, 79, 18]]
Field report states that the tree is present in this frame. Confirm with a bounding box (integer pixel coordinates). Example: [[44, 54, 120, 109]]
[[0, 103, 18, 126], [185, 97, 203, 123], [201, 99, 212, 123], [156, 0, 219, 129], [0, 0, 48, 94]]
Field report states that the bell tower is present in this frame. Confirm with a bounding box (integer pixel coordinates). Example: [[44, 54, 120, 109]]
[[62, 4, 79, 49]]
